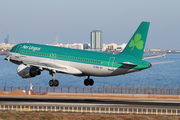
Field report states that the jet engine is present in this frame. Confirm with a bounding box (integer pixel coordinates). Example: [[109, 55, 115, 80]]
[[17, 64, 41, 78]]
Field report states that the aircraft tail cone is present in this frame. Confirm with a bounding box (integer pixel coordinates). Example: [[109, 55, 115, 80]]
[[149, 63, 152, 68]]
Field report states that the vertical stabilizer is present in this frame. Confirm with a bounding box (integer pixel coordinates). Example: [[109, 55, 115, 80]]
[[121, 21, 150, 59]]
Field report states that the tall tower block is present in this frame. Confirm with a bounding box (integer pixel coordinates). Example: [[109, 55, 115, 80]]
[[90, 30, 103, 51], [4, 35, 9, 44]]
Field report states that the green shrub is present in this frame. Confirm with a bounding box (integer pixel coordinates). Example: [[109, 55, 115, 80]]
[[0, 113, 10, 120], [81, 113, 86, 115], [124, 117, 134, 120], [40, 112, 54, 120], [167, 116, 179, 120], [12, 113, 22, 120], [57, 110, 63, 113], [108, 115, 118, 120], [117, 118, 123, 120], [24, 115, 35, 120]]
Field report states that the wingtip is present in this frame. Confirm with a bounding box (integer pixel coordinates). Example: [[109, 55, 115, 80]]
[[142, 21, 150, 24], [163, 53, 166, 59]]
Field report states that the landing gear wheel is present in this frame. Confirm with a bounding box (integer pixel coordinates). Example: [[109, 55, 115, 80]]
[[49, 80, 54, 87], [49, 79, 59, 87], [89, 79, 94, 86], [54, 80, 59, 87], [84, 77, 94, 86], [84, 79, 89, 86]]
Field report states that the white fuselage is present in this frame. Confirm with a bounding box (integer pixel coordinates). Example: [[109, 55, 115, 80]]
[[7, 52, 137, 77]]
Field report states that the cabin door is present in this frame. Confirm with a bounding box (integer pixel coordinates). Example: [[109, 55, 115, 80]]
[[108, 57, 115, 71], [50, 53, 57, 61]]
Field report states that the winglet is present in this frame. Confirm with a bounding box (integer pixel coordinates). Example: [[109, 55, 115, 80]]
[[163, 53, 166, 59]]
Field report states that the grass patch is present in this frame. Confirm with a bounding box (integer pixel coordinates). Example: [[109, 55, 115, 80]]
[[0, 111, 179, 120]]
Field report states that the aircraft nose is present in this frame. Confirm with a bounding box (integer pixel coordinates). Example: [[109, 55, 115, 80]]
[[6, 52, 10, 57], [4, 52, 11, 61]]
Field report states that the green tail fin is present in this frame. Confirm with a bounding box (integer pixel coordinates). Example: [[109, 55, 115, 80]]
[[121, 21, 150, 59]]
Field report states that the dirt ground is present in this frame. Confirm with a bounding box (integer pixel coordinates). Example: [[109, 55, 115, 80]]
[[1, 89, 180, 101], [0, 90, 5, 95], [6, 89, 28, 96]]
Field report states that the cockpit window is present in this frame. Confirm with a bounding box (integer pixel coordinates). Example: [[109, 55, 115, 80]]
[[10, 47, 14, 52]]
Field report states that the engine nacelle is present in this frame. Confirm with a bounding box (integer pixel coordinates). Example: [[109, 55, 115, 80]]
[[17, 64, 41, 78]]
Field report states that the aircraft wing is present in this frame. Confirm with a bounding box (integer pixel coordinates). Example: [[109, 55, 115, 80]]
[[23, 60, 82, 75], [143, 53, 166, 60]]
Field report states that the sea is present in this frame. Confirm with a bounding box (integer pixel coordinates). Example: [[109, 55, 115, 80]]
[[0, 53, 179, 88]]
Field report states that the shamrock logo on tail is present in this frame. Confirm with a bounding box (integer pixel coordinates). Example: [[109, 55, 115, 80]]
[[129, 34, 144, 51]]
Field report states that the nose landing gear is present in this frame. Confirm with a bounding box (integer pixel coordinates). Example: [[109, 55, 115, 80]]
[[84, 76, 94, 86]]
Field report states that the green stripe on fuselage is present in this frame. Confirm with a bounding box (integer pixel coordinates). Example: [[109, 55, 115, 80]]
[[10, 43, 150, 70]]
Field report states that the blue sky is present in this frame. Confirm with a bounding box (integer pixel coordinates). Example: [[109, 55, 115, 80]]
[[0, 0, 180, 50]]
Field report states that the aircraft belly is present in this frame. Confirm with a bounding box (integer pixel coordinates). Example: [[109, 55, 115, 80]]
[[67, 61, 115, 77], [56, 60, 137, 77], [110, 68, 138, 76]]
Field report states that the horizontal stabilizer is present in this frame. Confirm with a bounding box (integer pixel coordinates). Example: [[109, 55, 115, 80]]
[[143, 53, 166, 60], [115, 62, 137, 68], [151, 61, 174, 65]]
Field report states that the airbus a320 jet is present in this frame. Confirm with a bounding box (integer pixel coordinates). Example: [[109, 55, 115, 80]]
[[5, 21, 171, 87]]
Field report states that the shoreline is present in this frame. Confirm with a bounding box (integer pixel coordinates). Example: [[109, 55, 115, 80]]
[[0, 52, 8, 55]]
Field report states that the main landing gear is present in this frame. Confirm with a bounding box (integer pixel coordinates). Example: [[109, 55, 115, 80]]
[[49, 71, 59, 87], [84, 76, 94, 86]]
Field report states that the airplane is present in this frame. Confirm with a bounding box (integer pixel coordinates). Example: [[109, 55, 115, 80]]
[[4, 21, 171, 87]]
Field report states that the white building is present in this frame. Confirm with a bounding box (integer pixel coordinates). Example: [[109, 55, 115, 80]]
[[116, 43, 127, 51], [107, 43, 117, 50], [67, 43, 83, 50], [102, 44, 108, 51], [149, 49, 161, 52], [0, 43, 15, 51]]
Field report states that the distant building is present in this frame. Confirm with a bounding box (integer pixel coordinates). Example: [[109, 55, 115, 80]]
[[0, 43, 15, 51], [149, 49, 161, 52], [102, 44, 108, 51], [83, 43, 90, 50], [4, 35, 9, 44], [108, 43, 117, 50], [116, 43, 127, 51], [67, 43, 83, 50], [90, 30, 103, 51]]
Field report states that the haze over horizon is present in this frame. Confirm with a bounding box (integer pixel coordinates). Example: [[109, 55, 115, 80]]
[[0, 1, 180, 50]]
